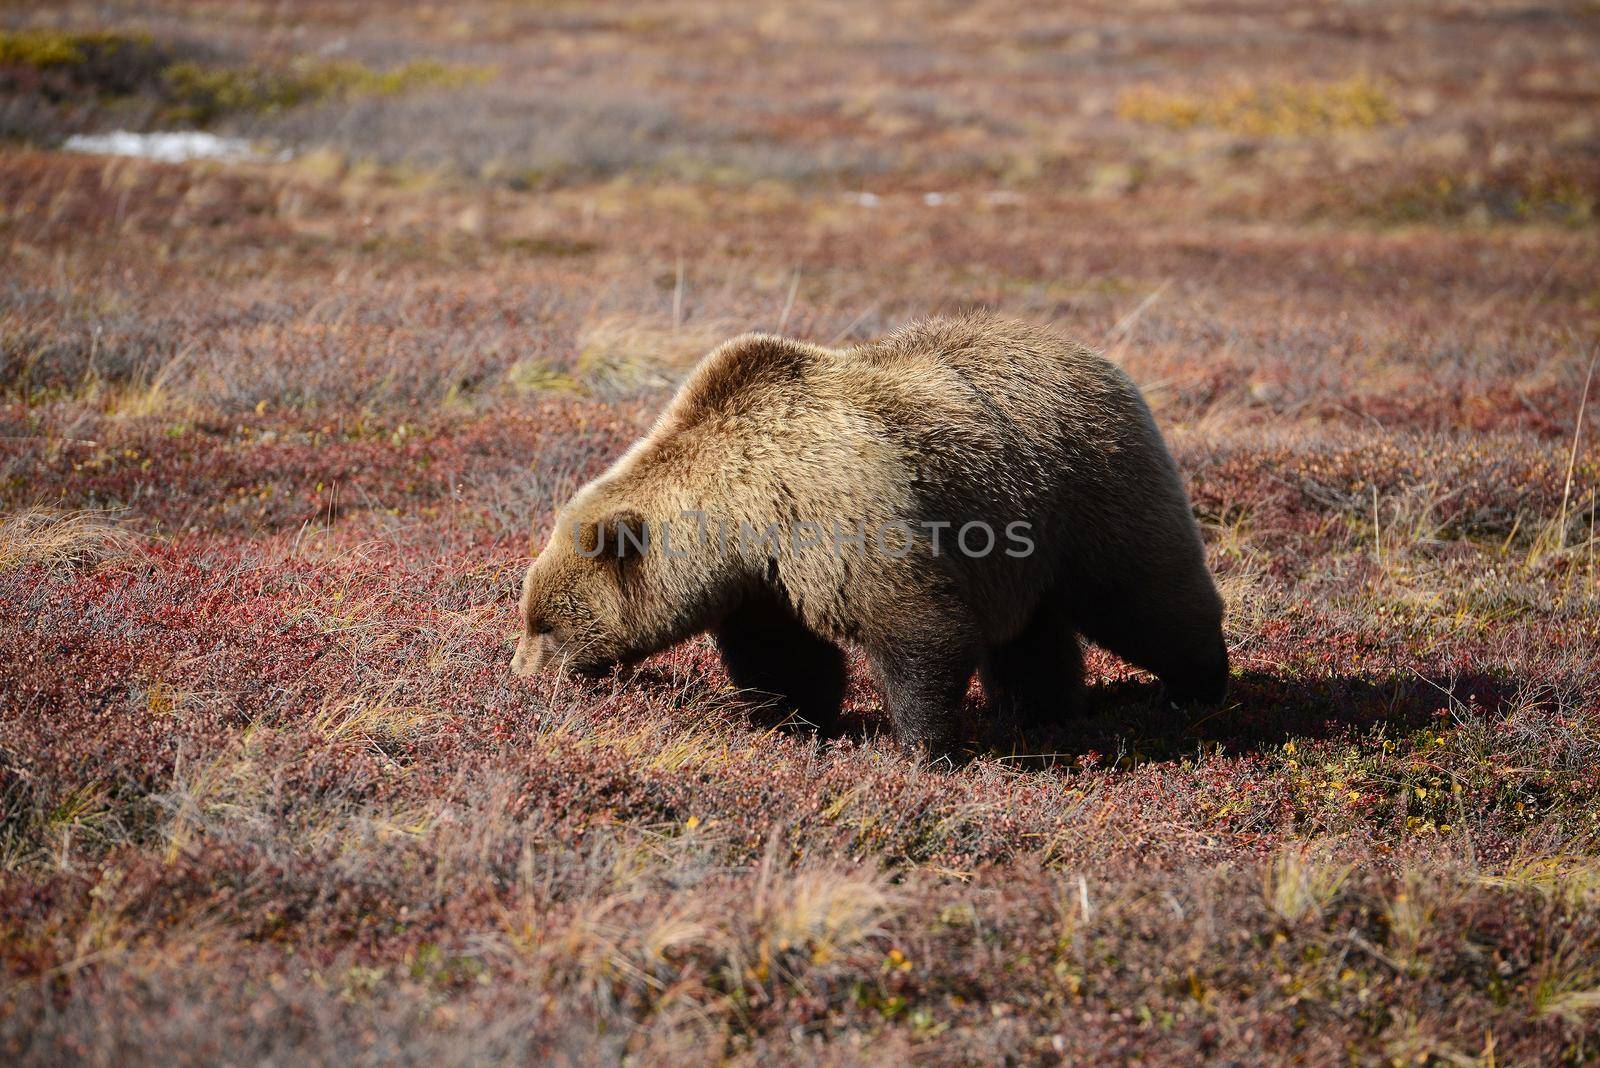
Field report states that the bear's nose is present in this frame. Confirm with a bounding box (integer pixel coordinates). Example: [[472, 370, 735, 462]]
[[510, 633, 542, 677]]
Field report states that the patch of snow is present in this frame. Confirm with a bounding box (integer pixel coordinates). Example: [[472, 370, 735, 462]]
[[843, 190, 881, 207], [922, 191, 951, 206], [61, 130, 289, 164]]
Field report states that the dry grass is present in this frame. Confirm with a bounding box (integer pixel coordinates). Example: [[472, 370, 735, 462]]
[[1264, 842, 1352, 925], [757, 865, 897, 968], [0, 508, 132, 570], [573, 313, 738, 400], [1482, 854, 1600, 905]]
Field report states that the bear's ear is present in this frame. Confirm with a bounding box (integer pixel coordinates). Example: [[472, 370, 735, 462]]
[[576, 510, 650, 563]]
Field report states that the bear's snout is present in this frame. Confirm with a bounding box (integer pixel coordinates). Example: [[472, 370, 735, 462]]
[[510, 633, 544, 677], [511, 631, 615, 679]]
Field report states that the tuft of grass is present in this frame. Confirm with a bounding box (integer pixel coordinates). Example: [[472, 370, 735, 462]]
[[1263, 843, 1352, 924], [312, 683, 442, 746], [158, 740, 266, 863], [1531, 938, 1600, 1027], [572, 314, 731, 399], [1385, 867, 1445, 972], [1481, 854, 1600, 904], [1118, 74, 1396, 136], [755, 866, 897, 970], [1539, 986, 1600, 1026], [505, 358, 580, 395], [0, 509, 133, 571]]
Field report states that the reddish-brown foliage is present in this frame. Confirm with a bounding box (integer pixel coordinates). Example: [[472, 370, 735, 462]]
[[3, 1, 1599, 1063]]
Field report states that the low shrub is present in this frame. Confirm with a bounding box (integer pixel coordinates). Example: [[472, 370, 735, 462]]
[[1118, 74, 1397, 136], [0, 26, 492, 132], [161, 57, 494, 124]]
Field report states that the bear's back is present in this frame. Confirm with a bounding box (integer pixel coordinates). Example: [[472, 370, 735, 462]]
[[843, 314, 1151, 472], [853, 314, 1131, 420]]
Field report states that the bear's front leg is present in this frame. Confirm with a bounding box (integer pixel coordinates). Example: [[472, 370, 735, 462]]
[[868, 637, 978, 763], [979, 601, 1086, 731], [715, 595, 846, 734]]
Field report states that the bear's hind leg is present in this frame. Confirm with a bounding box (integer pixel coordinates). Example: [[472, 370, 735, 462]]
[[980, 604, 1085, 730], [716, 596, 846, 734]]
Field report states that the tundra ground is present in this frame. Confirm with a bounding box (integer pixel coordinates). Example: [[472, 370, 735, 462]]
[[2, 1, 1599, 1063]]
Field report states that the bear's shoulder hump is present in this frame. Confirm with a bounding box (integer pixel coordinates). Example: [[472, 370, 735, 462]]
[[677, 333, 822, 418]]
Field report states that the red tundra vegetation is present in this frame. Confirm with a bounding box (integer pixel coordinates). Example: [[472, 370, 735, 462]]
[[2, 1, 1599, 1063]]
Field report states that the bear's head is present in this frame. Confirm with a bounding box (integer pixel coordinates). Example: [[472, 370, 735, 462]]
[[512, 505, 646, 678], [512, 483, 721, 679]]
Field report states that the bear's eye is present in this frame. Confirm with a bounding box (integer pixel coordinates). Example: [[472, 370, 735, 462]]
[[530, 620, 553, 636]]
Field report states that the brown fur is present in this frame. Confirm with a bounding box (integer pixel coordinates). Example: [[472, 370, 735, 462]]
[[513, 314, 1228, 759]]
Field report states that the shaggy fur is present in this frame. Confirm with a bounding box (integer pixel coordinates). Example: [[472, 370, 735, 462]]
[[513, 314, 1228, 758]]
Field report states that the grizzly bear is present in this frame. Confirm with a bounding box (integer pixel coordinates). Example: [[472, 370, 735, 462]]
[[512, 313, 1228, 759]]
